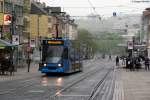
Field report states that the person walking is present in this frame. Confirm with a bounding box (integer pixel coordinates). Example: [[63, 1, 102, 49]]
[[26, 56, 31, 72], [109, 54, 112, 60], [121, 56, 125, 66], [116, 56, 119, 66], [145, 57, 150, 71]]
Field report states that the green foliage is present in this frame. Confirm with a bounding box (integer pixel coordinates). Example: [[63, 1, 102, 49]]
[[3, 32, 11, 40], [23, 4, 30, 13], [76, 29, 125, 55], [96, 32, 125, 54], [76, 29, 98, 54]]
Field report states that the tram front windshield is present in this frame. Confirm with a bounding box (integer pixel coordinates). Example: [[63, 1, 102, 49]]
[[42, 46, 63, 63]]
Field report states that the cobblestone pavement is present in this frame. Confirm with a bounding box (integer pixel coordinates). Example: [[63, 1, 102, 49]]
[[113, 66, 150, 100], [0, 59, 116, 100]]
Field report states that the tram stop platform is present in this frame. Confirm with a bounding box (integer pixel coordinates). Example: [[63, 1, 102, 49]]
[[113, 65, 150, 100]]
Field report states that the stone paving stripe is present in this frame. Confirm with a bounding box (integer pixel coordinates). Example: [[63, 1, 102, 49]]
[[28, 90, 45, 93], [113, 81, 124, 100], [101, 71, 115, 100]]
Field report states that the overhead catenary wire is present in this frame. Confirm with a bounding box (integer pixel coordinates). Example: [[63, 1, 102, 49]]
[[87, 0, 101, 20], [61, 6, 145, 10], [87, 0, 97, 14], [40, 0, 147, 19]]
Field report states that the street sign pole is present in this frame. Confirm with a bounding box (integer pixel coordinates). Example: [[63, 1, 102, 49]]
[[27, 32, 31, 72]]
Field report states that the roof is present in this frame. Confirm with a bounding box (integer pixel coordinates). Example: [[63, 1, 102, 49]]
[[30, 3, 47, 15], [44, 7, 61, 14]]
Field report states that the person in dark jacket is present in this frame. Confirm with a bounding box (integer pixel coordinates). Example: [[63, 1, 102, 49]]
[[145, 57, 150, 71], [116, 56, 119, 66]]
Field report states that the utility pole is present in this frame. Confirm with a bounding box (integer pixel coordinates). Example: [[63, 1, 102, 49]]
[[37, 14, 42, 61], [27, 32, 31, 72], [37, 14, 40, 48], [56, 18, 59, 38], [51, 12, 66, 38], [11, 10, 15, 44]]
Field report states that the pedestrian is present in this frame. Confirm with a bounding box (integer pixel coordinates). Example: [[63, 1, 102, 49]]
[[102, 54, 105, 59], [126, 56, 129, 69], [26, 58, 31, 72], [109, 54, 112, 60], [122, 56, 125, 66], [116, 56, 119, 66], [145, 57, 150, 71], [129, 58, 134, 71]]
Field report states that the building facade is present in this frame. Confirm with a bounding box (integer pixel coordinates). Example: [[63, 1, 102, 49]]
[[0, 0, 24, 67], [142, 8, 150, 57], [23, 0, 31, 61]]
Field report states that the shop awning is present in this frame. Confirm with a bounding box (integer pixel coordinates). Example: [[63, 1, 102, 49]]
[[0, 39, 17, 50], [0, 39, 16, 47]]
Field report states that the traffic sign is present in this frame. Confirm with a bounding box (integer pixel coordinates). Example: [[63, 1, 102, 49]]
[[132, 0, 150, 3], [3, 14, 12, 25], [12, 35, 19, 45], [127, 41, 133, 50], [30, 39, 35, 47], [113, 12, 117, 17]]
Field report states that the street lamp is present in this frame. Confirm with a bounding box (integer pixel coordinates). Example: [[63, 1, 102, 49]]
[[27, 32, 31, 72], [37, 14, 42, 61]]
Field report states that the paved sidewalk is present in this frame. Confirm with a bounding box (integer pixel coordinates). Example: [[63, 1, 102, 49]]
[[113, 66, 150, 100], [0, 62, 40, 82]]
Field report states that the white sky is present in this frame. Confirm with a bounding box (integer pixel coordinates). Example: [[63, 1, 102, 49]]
[[40, 0, 150, 17]]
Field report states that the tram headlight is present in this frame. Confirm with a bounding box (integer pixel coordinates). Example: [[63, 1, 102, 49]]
[[58, 64, 62, 67], [44, 64, 47, 67]]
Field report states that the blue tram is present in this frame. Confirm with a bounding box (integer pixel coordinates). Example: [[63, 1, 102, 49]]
[[39, 38, 83, 74]]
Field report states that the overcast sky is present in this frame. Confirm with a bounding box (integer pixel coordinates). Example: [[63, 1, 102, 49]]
[[40, 0, 150, 17]]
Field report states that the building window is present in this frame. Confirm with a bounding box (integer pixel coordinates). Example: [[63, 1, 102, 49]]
[[48, 18, 51, 23], [15, 25, 23, 35], [23, 18, 30, 31], [14, 5, 23, 17], [48, 28, 52, 33], [4, 2, 12, 14], [0, 1, 3, 12]]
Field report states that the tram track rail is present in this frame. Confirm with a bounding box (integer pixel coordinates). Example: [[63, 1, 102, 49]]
[[0, 60, 96, 99], [47, 62, 108, 100], [0, 60, 114, 100], [87, 67, 114, 100], [10, 61, 104, 100], [0, 60, 99, 100]]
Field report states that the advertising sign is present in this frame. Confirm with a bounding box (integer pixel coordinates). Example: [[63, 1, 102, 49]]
[[3, 14, 12, 25], [127, 41, 133, 50], [12, 35, 19, 45], [132, 0, 150, 3], [30, 39, 35, 47]]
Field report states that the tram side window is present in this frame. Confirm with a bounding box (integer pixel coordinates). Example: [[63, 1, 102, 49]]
[[69, 49, 74, 61], [74, 50, 80, 61], [63, 48, 68, 59], [70, 48, 80, 61], [42, 45, 47, 61]]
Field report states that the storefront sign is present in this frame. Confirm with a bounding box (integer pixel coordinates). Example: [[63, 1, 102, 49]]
[[3, 14, 12, 25], [12, 35, 19, 45]]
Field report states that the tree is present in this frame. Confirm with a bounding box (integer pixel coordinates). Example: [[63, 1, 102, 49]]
[[76, 29, 125, 57], [96, 32, 125, 54], [76, 29, 98, 58]]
